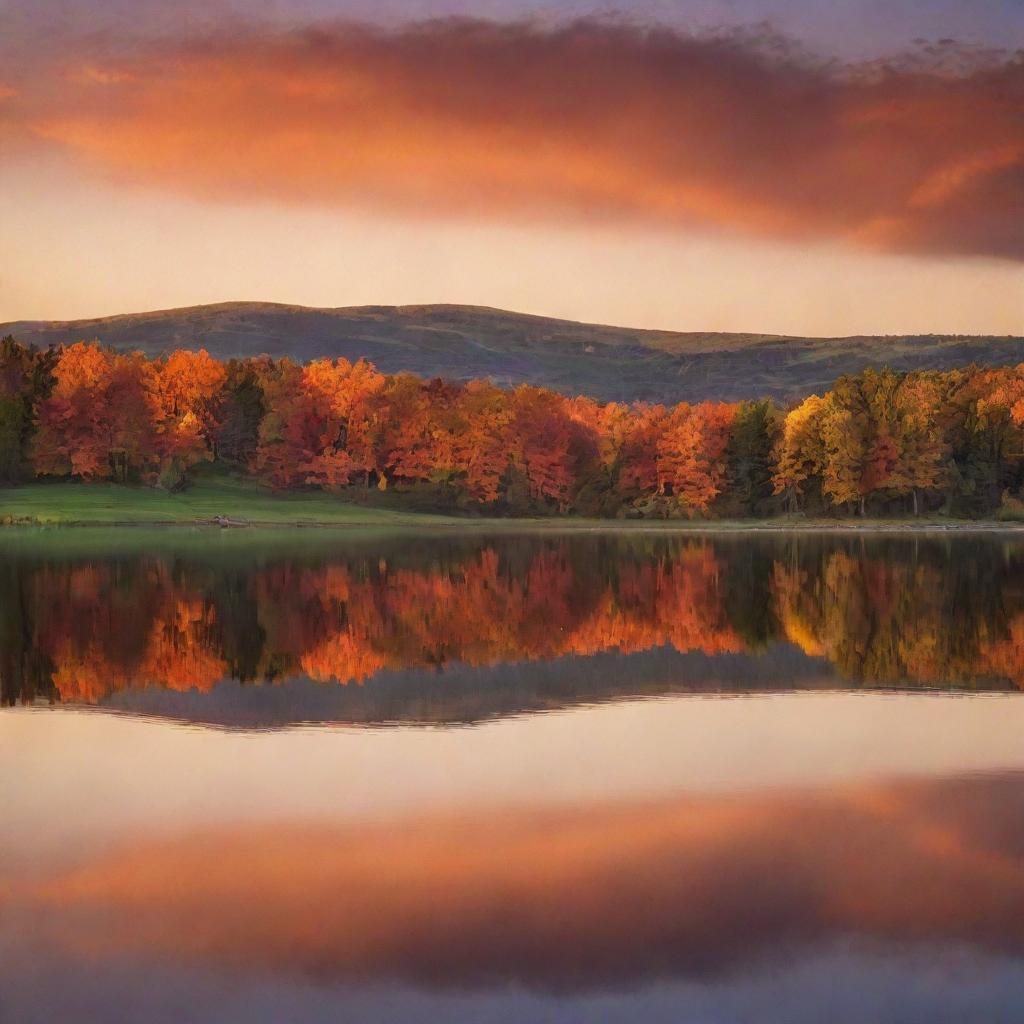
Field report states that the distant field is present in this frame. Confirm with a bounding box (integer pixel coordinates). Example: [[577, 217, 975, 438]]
[[4, 301, 1022, 404], [2, 476, 1020, 532], [0, 476, 458, 527]]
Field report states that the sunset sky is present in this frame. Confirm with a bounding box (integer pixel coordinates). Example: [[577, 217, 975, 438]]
[[1, 0, 1022, 335]]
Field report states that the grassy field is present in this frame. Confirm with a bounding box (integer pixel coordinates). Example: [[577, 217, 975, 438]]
[[2, 475, 1023, 532], [0, 476, 461, 527]]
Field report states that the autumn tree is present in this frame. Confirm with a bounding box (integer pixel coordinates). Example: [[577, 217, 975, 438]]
[[887, 372, 948, 515], [973, 366, 1024, 510], [617, 404, 668, 500], [370, 373, 445, 489], [254, 358, 322, 488], [153, 350, 227, 447], [33, 342, 156, 482], [983, 364, 1024, 429], [253, 358, 313, 488], [450, 380, 513, 505], [567, 397, 633, 516], [509, 386, 597, 513], [772, 394, 827, 512], [655, 401, 736, 516], [301, 357, 383, 488], [254, 356, 385, 490], [144, 349, 227, 487], [818, 377, 874, 515]]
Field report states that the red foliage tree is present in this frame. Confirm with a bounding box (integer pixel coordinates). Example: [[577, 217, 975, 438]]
[[510, 386, 596, 512], [33, 342, 157, 482]]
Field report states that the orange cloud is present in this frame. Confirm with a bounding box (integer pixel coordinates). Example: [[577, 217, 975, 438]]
[[11, 20, 1024, 259]]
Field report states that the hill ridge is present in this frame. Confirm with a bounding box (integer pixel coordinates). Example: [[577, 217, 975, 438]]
[[2, 301, 1021, 404]]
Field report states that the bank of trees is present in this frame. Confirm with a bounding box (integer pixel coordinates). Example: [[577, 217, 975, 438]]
[[772, 368, 1024, 517], [3, 334, 1024, 517]]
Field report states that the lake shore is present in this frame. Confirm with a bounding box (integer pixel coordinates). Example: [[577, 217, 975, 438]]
[[3, 478, 1024, 531]]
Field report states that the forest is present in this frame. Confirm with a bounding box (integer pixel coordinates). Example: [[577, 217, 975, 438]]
[[3, 334, 1024, 518]]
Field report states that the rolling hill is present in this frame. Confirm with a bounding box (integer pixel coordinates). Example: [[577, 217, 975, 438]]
[[3, 301, 1022, 404]]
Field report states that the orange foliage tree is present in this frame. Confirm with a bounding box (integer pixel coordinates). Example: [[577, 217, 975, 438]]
[[33, 342, 157, 481], [655, 401, 736, 514], [451, 380, 513, 504]]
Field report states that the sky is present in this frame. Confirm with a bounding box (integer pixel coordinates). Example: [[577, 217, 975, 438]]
[[1, 0, 1022, 335]]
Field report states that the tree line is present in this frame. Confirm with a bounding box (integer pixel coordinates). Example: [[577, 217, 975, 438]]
[[3, 334, 1024, 517]]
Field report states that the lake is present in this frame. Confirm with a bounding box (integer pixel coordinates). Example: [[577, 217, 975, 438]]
[[3, 529, 1024, 1022]]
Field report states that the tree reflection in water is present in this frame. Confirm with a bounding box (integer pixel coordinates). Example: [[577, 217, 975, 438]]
[[2, 533, 1023, 716]]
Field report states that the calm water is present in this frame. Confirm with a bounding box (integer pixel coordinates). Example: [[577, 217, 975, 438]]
[[4, 529, 1024, 1022]]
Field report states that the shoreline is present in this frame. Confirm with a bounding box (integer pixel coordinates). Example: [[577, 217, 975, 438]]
[[4, 515, 1024, 533]]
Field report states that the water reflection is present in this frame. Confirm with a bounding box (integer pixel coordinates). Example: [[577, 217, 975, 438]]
[[2, 532, 1024, 721], [5, 530, 1024, 1021], [8, 771, 1024, 991]]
